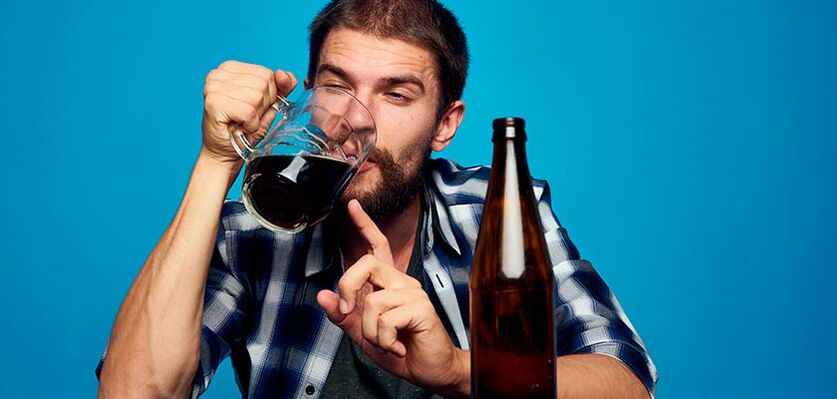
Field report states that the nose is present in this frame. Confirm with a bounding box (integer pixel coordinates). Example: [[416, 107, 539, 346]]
[[318, 88, 377, 162], [345, 92, 376, 139]]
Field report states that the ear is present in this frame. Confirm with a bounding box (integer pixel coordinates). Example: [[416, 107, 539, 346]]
[[431, 100, 465, 152]]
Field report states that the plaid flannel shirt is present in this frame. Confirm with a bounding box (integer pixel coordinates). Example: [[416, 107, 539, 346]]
[[96, 157, 657, 398]]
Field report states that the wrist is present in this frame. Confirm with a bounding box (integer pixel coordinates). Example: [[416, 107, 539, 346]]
[[196, 147, 243, 186], [440, 349, 471, 398]]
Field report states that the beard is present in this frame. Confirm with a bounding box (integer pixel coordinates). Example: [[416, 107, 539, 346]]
[[332, 143, 431, 223]]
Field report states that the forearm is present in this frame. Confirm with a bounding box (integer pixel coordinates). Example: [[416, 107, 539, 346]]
[[446, 353, 647, 399], [98, 150, 240, 398], [435, 349, 471, 399], [557, 354, 649, 399]]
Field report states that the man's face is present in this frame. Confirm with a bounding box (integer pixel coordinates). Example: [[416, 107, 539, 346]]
[[313, 28, 443, 222]]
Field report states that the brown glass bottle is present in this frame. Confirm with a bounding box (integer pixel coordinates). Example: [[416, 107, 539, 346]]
[[470, 117, 556, 398]]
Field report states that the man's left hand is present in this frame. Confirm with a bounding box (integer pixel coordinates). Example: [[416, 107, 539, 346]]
[[317, 199, 469, 397]]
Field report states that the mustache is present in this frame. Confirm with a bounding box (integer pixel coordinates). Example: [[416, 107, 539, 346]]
[[367, 147, 396, 166]]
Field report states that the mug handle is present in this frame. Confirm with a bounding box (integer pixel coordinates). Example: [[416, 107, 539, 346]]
[[230, 94, 292, 159]]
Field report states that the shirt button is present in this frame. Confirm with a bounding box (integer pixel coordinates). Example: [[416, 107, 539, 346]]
[[305, 384, 316, 395]]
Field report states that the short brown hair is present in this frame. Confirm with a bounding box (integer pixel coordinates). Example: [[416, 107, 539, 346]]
[[308, 0, 469, 118]]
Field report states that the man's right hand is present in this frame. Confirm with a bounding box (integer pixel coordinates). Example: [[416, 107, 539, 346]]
[[201, 60, 298, 165]]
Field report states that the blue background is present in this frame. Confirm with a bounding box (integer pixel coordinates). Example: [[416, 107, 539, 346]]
[[1, 0, 835, 397]]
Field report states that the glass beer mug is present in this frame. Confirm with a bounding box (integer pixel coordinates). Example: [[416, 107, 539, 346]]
[[231, 86, 377, 232]]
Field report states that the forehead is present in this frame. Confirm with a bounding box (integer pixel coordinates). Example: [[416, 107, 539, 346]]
[[318, 28, 438, 85]]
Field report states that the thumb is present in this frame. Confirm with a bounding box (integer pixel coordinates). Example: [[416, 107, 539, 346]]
[[317, 289, 350, 326], [274, 70, 298, 97]]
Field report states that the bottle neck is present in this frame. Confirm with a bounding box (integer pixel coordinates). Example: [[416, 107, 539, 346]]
[[490, 137, 531, 181], [491, 117, 528, 174], [483, 134, 543, 281]]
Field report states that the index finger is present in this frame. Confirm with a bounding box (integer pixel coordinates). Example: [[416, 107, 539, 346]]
[[274, 70, 297, 97], [348, 199, 394, 263]]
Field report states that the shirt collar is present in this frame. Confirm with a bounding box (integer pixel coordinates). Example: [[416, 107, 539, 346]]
[[302, 176, 463, 278], [303, 222, 337, 278], [303, 224, 324, 278], [423, 178, 463, 257]]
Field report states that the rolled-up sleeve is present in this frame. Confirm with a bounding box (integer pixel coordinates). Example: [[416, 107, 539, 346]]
[[190, 234, 251, 398], [534, 179, 658, 397]]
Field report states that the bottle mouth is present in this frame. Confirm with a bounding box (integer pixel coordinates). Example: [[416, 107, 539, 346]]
[[492, 117, 527, 140], [492, 117, 525, 130]]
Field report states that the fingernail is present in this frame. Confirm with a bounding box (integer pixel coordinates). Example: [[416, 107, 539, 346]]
[[339, 299, 349, 314]]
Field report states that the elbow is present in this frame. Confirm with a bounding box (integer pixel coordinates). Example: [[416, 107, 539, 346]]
[[605, 355, 653, 399], [97, 356, 198, 399]]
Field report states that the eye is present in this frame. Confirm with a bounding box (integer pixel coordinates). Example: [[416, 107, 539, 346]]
[[321, 82, 350, 90], [386, 92, 410, 103]]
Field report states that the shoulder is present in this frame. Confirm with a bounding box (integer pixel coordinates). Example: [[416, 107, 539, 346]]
[[427, 158, 490, 206], [427, 158, 552, 206], [219, 200, 264, 232], [214, 200, 303, 267]]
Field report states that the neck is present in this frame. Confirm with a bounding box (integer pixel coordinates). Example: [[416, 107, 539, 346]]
[[339, 196, 421, 273]]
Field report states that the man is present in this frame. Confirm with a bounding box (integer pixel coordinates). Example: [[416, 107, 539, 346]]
[[97, 0, 657, 397]]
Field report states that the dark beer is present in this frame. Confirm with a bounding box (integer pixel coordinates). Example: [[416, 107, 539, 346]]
[[470, 117, 556, 398], [242, 154, 354, 231]]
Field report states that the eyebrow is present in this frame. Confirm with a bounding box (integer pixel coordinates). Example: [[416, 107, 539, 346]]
[[317, 63, 352, 83], [317, 62, 426, 94]]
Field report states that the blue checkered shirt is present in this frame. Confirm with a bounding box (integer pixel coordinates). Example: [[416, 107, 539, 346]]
[[97, 157, 657, 398]]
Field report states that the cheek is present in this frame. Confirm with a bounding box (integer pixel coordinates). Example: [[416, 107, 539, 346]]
[[372, 104, 436, 157]]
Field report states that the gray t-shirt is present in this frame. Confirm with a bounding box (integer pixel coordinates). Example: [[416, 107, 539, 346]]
[[320, 203, 451, 398]]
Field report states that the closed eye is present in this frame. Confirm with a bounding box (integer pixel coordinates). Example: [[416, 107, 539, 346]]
[[321, 82, 351, 91], [386, 92, 410, 103]]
